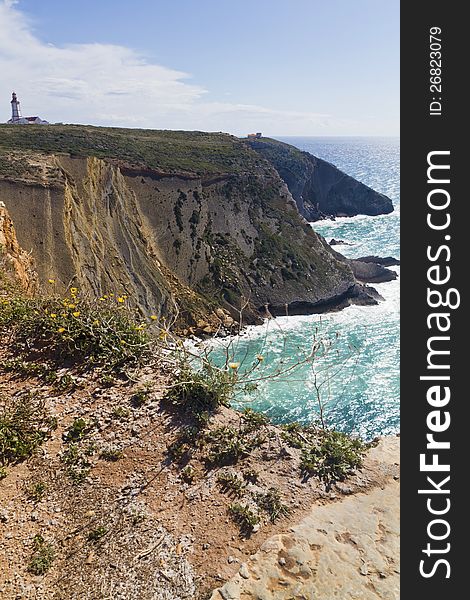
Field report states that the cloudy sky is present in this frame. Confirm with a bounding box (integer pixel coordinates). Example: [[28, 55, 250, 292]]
[[0, 0, 399, 136]]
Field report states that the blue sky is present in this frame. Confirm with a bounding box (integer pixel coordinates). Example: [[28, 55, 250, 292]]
[[0, 0, 399, 135]]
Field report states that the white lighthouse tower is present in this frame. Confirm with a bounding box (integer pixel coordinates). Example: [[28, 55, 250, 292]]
[[7, 92, 49, 125], [10, 92, 22, 122]]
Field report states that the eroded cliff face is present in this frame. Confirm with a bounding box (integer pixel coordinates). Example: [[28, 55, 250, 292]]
[[0, 127, 376, 326], [246, 138, 394, 221], [0, 201, 37, 294]]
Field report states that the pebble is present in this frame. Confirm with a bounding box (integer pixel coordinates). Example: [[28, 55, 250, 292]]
[[239, 563, 250, 579], [227, 555, 238, 564]]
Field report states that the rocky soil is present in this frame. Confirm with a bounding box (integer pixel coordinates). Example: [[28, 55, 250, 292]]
[[211, 438, 400, 600]]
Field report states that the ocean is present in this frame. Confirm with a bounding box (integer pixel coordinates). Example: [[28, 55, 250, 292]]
[[208, 137, 400, 440]]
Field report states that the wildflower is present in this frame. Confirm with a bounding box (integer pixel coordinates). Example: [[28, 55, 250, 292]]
[[50, 313, 57, 318], [58, 327, 65, 333], [72, 311, 80, 317], [120, 340, 126, 345], [117, 297, 125, 303], [93, 320, 99, 326], [70, 287, 78, 295], [68, 304, 76, 309], [150, 315, 158, 321], [48, 279, 55, 284], [228, 362, 240, 370], [256, 355, 264, 362], [99, 297, 106, 302]]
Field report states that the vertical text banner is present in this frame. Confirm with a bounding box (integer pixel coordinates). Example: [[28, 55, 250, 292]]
[[401, 2, 464, 597]]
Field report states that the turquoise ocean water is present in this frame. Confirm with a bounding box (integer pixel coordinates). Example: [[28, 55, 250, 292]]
[[207, 137, 399, 440]]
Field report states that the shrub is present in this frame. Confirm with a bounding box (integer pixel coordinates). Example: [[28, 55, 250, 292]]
[[63, 418, 93, 443], [0, 393, 57, 466], [241, 408, 269, 432], [27, 481, 47, 502], [217, 472, 246, 497], [0, 291, 150, 371], [28, 534, 55, 575], [255, 488, 289, 522], [229, 503, 260, 535], [203, 427, 251, 466], [166, 362, 235, 415], [301, 429, 367, 484], [99, 448, 123, 462]]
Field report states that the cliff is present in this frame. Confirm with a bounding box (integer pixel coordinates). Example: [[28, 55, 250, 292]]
[[0, 126, 379, 327], [245, 137, 394, 221]]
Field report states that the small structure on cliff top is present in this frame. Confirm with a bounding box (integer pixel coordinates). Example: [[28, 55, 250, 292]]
[[247, 132, 262, 139], [7, 92, 49, 125]]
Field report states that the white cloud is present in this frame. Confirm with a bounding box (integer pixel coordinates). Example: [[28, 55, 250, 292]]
[[0, 0, 349, 135]]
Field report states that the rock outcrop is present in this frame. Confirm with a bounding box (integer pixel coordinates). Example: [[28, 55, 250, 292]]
[[0, 126, 381, 327], [211, 437, 400, 600], [246, 137, 394, 221]]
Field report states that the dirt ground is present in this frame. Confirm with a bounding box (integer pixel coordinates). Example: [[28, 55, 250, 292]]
[[0, 350, 399, 600]]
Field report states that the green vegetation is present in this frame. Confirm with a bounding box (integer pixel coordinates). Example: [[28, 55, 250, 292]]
[[241, 407, 270, 432], [99, 448, 123, 462], [229, 503, 260, 536], [0, 125, 265, 176], [63, 418, 93, 443], [0, 466, 8, 480], [28, 534, 55, 575], [87, 526, 108, 543], [0, 393, 57, 466], [166, 362, 235, 416], [130, 385, 152, 408], [61, 443, 92, 484], [255, 488, 289, 523], [300, 429, 368, 484], [181, 465, 195, 483], [203, 426, 265, 467], [27, 481, 47, 502], [1, 357, 77, 392], [0, 292, 150, 372], [217, 472, 246, 497]]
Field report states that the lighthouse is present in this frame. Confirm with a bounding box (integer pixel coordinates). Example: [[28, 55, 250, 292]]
[[7, 92, 49, 125], [10, 92, 21, 122]]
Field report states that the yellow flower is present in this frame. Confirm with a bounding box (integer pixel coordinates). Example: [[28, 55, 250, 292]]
[[50, 313, 57, 318], [68, 304, 76, 309], [120, 340, 126, 345], [72, 311, 80, 317], [150, 315, 158, 321], [57, 327, 65, 333], [117, 297, 125, 303], [70, 287, 78, 295], [99, 297, 106, 302], [256, 354, 264, 362], [228, 362, 240, 370], [93, 320, 99, 326], [48, 279, 55, 284]]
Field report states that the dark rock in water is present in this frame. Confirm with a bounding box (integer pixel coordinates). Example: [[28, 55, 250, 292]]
[[348, 260, 397, 284], [323, 239, 398, 284], [329, 238, 352, 246], [262, 282, 380, 317], [355, 255, 400, 267], [246, 137, 394, 221]]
